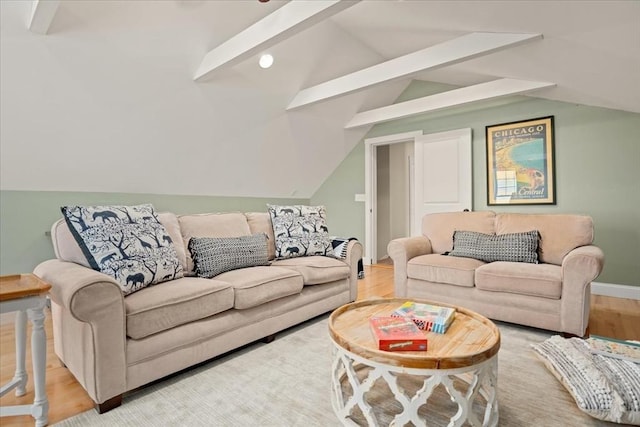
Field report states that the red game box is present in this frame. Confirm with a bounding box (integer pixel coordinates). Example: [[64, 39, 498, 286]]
[[369, 316, 428, 351]]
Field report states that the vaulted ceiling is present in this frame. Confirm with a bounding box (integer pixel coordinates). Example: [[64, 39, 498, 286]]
[[1, 1, 638, 198]]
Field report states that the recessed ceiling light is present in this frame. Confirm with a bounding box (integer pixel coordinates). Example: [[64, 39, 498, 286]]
[[259, 53, 274, 69]]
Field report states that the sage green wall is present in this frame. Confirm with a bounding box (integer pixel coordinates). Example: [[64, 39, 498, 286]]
[[312, 81, 640, 286], [311, 142, 367, 242], [0, 191, 307, 275]]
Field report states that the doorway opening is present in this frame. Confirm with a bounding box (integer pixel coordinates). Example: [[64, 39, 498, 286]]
[[364, 129, 472, 266], [364, 131, 422, 265]]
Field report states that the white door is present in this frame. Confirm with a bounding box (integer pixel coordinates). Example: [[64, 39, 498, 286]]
[[412, 128, 472, 235]]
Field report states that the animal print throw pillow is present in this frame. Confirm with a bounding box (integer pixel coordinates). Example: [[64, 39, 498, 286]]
[[61, 204, 183, 295], [267, 205, 333, 259]]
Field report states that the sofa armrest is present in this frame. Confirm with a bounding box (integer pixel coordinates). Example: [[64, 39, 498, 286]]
[[344, 240, 363, 301], [560, 245, 605, 336], [33, 259, 127, 405], [387, 236, 432, 297]]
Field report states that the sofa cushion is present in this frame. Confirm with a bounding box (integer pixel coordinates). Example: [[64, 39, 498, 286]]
[[267, 205, 333, 258], [495, 213, 593, 265], [215, 266, 304, 309], [51, 218, 92, 268], [125, 276, 234, 339], [178, 213, 252, 274], [245, 212, 276, 260], [61, 204, 183, 295], [188, 234, 270, 278], [157, 212, 187, 273], [52, 212, 186, 272], [449, 230, 539, 263], [271, 256, 350, 285], [475, 262, 562, 299], [422, 211, 496, 254], [407, 254, 485, 288]]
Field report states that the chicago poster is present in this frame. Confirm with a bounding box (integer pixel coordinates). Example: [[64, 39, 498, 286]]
[[486, 116, 555, 205]]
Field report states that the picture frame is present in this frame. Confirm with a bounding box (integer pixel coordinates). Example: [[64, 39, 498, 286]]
[[486, 116, 556, 205]]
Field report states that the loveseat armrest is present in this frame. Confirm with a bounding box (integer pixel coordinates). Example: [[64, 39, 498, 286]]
[[387, 236, 432, 297], [344, 240, 364, 301], [33, 259, 126, 406], [560, 245, 605, 336]]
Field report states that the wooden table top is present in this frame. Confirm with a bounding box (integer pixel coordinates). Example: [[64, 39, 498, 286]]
[[329, 298, 500, 370], [0, 274, 52, 302]]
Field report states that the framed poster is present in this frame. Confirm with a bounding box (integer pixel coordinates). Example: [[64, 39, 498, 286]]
[[486, 116, 555, 205]]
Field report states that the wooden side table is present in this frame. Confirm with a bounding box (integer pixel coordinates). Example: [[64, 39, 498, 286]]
[[0, 274, 51, 427]]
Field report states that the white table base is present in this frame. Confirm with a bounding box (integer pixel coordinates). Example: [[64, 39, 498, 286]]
[[0, 296, 49, 427], [331, 339, 498, 427]]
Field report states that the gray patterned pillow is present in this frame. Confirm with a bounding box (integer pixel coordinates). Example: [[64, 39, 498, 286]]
[[188, 233, 270, 278], [267, 205, 333, 259], [449, 230, 539, 263], [61, 204, 183, 295]]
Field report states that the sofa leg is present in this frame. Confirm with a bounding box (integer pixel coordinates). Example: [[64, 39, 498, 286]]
[[96, 394, 123, 414], [563, 329, 589, 339], [262, 334, 276, 343]]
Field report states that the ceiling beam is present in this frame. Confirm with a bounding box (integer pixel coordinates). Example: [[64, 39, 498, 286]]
[[194, 0, 360, 81], [344, 78, 556, 129], [287, 32, 542, 110], [28, 0, 60, 34]]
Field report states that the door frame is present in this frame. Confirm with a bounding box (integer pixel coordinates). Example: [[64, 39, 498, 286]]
[[364, 131, 423, 265]]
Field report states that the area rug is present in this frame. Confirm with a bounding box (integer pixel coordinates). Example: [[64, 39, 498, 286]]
[[54, 315, 612, 426]]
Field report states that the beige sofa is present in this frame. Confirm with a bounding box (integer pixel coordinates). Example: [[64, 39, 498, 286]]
[[34, 211, 362, 413], [388, 211, 604, 337]]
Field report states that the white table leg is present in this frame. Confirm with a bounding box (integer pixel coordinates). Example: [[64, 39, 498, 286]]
[[332, 340, 499, 427], [13, 310, 28, 397], [28, 302, 49, 427]]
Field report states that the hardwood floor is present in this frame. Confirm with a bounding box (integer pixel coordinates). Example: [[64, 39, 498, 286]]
[[1, 264, 638, 426]]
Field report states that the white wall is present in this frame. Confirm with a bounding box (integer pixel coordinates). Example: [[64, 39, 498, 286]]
[[0, 1, 407, 198]]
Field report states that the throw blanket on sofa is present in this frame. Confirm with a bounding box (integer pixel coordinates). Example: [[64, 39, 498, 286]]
[[332, 237, 364, 279]]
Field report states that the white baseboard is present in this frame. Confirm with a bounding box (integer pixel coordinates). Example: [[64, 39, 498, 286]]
[[591, 282, 640, 300]]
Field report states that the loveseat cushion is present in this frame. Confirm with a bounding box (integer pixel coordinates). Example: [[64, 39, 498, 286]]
[[495, 213, 593, 265], [475, 262, 562, 299], [178, 213, 252, 275], [407, 254, 485, 288], [271, 256, 350, 285], [215, 266, 304, 309], [422, 211, 496, 254], [125, 277, 234, 339]]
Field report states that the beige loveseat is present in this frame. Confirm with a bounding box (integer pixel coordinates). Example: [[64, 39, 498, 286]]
[[388, 211, 604, 337], [34, 211, 362, 413]]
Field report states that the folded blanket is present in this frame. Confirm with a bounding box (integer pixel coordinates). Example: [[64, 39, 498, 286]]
[[532, 335, 640, 425], [331, 237, 364, 279]]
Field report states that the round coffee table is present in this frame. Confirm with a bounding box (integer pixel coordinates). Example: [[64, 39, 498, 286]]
[[328, 298, 500, 427]]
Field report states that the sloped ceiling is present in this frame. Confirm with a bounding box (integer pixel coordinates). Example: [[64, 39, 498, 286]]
[[1, 1, 638, 198]]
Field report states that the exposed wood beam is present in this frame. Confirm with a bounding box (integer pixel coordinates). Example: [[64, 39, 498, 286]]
[[28, 0, 60, 34], [194, 0, 360, 81], [344, 78, 556, 129], [287, 32, 542, 110]]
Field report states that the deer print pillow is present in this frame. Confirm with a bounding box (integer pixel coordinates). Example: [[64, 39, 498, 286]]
[[267, 205, 333, 259], [61, 204, 183, 295]]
